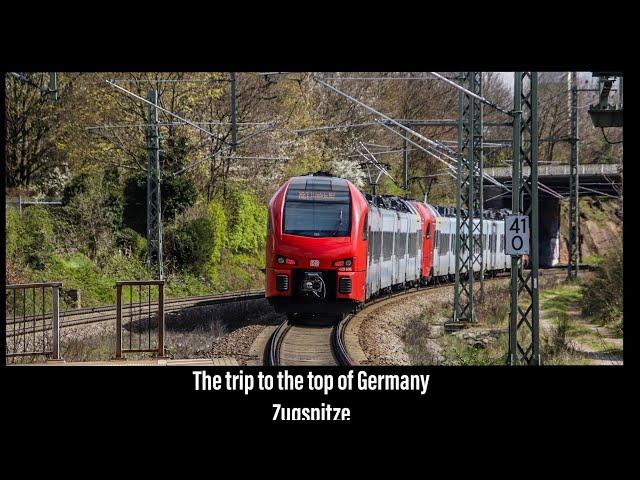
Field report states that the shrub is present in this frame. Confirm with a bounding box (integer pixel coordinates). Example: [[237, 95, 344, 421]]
[[581, 242, 623, 331], [5, 206, 23, 258], [20, 206, 55, 266], [123, 172, 197, 235], [63, 175, 115, 257], [102, 168, 124, 231], [165, 201, 227, 281], [116, 227, 147, 258], [227, 190, 267, 255], [62, 172, 92, 205]]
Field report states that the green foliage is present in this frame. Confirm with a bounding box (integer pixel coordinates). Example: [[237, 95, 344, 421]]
[[206, 202, 228, 274], [102, 168, 124, 230], [123, 173, 197, 235], [62, 174, 116, 257], [5, 207, 22, 258], [581, 244, 623, 331], [116, 227, 147, 258], [62, 172, 92, 205], [166, 201, 227, 282], [227, 190, 267, 255], [17, 206, 55, 267], [162, 175, 198, 222]]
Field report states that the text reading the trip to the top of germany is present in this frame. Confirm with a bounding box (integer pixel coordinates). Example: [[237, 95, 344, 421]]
[[192, 370, 430, 396]]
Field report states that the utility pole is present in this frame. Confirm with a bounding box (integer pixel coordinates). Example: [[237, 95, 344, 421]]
[[48, 72, 57, 101], [402, 130, 409, 191], [453, 72, 484, 323], [471, 73, 484, 300], [507, 72, 541, 365], [230, 72, 238, 151], [146, 89, 163, 280], [568, 71, 579, 280]]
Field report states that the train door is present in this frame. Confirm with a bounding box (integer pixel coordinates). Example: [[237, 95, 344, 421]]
[[445, 218, 453, 275], [433, 219, 441, 277], [491, 221, 497, 271], [381, 210, 394, 289], [397, 214, 407, 285]]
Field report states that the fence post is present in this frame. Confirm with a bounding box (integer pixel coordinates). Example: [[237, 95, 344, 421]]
[[115, 283, 123, 359], [51, 285, 61, 360], [157, 281, 166, 358]]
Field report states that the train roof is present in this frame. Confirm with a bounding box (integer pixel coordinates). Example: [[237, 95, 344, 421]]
[[430, 205, 511, 220], [293, 174, 511, 220], [365, 194, 413, 213], [290, 174, 350, 192]]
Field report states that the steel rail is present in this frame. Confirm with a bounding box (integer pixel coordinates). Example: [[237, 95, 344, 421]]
[[264, 265, 585, 366], [6, 290, 265, 337]]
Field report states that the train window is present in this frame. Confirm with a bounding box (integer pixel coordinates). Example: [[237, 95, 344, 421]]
[[383, 231, 393, 260], [283, 186, 351, 237], [362, 213, 368, 241], [398, 231, 406, 257], [426, 223, 431, 239]]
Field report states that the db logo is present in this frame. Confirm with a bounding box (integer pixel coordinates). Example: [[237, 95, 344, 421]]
[[310, 259, 320, 267]]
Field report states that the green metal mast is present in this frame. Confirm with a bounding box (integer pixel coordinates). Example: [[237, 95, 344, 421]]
[[568, 72, 580, 280], [48, 72, 57, 101], [453, 72, 484, 323], [146, 89, 163, 280], [471, 72, 484, 301], [507, 72, 541, 365], [230, 72, 238, 152]]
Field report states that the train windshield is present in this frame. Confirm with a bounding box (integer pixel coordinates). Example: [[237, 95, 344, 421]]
[[283, 178, 351, 237]]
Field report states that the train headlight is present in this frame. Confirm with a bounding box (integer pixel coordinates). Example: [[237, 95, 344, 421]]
[[333, 258, 353, 267], [277, 256, 296, 265]]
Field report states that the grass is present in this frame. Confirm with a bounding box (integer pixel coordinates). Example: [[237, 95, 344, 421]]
[[20, 248, 265, 309], [401, 275, 601, 366]]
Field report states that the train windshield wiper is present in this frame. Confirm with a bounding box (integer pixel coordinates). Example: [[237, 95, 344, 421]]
[[330, 209, 344, 237]]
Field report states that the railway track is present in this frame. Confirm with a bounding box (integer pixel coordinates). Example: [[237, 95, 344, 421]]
[[6, 289, 265, 337], [263, 266, 577, 366]]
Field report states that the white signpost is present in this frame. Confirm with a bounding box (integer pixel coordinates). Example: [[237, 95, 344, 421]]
[[505, 215, 530, 256]]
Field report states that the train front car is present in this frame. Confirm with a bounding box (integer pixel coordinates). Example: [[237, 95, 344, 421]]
[[265, 174, 368, 317]]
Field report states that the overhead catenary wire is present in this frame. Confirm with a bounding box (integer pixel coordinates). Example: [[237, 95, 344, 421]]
[[321, 75, 451, 81], [315, 76, 564, 201], [314, 77, 459, 159], [87, 121, 274, 130], [106, 80, 231, 145], [428, 72, 513, 116], [173, 154, 290, 176], [600, 127, 623, 145], [359, 142, 398, 185], [8, 72, 50, 95]]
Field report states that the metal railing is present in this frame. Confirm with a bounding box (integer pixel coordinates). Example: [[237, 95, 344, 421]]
[[115, 280, 165, 359], [5, 282, 62, 361]]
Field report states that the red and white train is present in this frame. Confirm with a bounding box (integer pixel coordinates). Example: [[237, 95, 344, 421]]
[[265, 173, 511, 318]]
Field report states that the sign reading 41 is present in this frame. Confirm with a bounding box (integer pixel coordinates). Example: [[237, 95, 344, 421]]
[[505, 215, 530, 256]]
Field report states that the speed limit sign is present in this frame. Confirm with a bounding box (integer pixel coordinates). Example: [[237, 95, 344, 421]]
[[505, 215, 530, 255]]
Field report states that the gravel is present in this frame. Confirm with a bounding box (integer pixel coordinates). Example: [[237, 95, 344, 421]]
[[359, 286, 455, 366]]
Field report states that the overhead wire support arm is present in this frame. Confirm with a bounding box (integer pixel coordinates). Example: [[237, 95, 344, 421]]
[[313, 77, 460, 157], [105, 80, 231, 145], [359, 142, 398, 185], [429, 72, 513, 116]]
